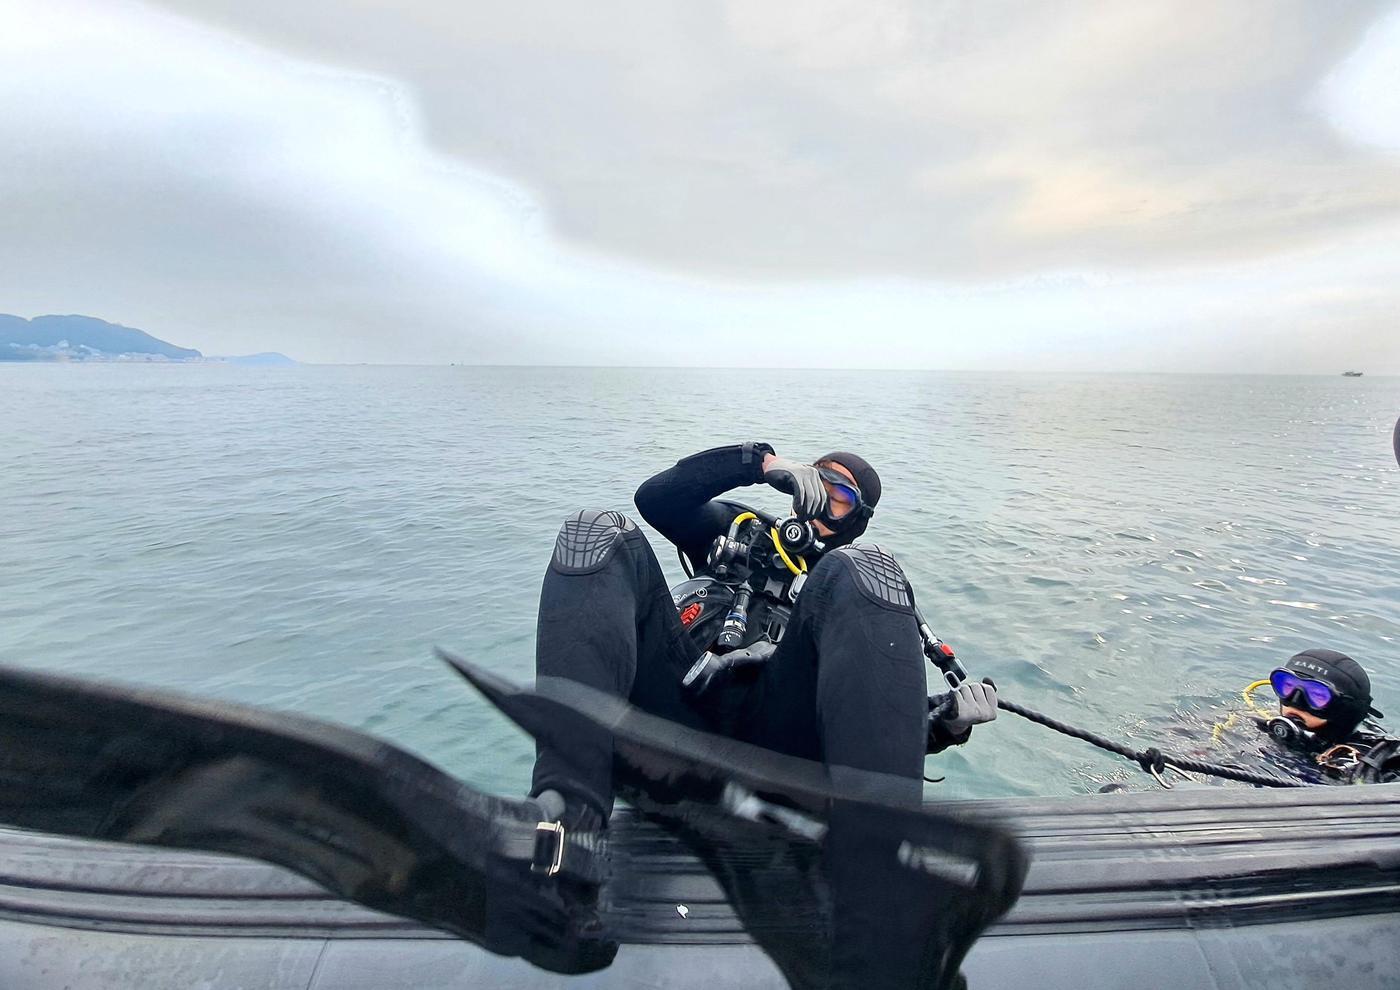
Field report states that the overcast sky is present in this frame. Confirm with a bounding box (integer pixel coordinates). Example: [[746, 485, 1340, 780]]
[[2, 0, 1399, 369]]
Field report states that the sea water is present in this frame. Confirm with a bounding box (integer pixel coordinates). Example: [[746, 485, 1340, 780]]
[[2, 364, 1397, 798]]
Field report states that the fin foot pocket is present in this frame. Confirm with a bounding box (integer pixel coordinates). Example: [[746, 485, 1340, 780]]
[[442, 649, 1026, 990], [0, 663, 618, 976]]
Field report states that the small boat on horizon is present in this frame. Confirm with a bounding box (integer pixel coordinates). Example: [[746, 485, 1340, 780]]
[[1343, 370, 1364, 377]]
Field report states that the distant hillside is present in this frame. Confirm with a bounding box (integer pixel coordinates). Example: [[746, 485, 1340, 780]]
[[207, 352, 298, 367], [0, 313, 202, 361]]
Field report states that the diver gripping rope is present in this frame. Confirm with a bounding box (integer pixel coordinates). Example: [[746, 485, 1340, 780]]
[[919, 632, 1302, 788]]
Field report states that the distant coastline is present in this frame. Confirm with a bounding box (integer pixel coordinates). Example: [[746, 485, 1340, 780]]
[[0, 313, 295, 365]]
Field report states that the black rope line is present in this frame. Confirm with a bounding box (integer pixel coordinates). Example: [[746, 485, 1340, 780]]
[[994, 695, 1303, 789]]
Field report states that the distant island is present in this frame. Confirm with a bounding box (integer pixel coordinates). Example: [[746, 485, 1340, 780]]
[[0, 313, 295, 365]]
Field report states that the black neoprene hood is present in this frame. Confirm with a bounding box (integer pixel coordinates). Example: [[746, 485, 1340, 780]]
[[817, 450, 881, 545], [1283, 648, 1376, 741], [819, 451, 882, 509]]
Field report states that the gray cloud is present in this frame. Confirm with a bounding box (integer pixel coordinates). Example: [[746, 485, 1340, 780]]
[[1, 0, 1399, 370], [149, 0, 1400, 279]]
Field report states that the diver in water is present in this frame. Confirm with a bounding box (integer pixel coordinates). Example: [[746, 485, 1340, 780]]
[[518, 443, 997, 944], [1255, 648, 1398, 784], [1094, 648, 1396, 793]]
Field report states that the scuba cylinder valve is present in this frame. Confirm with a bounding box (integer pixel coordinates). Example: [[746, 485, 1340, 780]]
[[707, 536, 750, 580]]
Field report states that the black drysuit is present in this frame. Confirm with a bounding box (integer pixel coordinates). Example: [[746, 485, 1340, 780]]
[[1222, 722, 1400, 786], [530, 443, 965, 818]]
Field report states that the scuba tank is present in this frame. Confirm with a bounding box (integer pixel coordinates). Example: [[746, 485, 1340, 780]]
[[674, 577, 793, 672], [671, 577, 737, 653], [675, 508, 803, 694]]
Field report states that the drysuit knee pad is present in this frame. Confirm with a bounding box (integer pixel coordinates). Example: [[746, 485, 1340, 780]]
[[551, 509, 638, 575], [829, 544, 914, 612]]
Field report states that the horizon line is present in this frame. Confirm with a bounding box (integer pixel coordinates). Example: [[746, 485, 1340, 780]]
[[247, 364, 1400, 376]]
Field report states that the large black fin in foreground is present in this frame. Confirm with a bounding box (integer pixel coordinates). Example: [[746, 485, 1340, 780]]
[[442, 650, 1028, 990], [0, 664, 616, 974]]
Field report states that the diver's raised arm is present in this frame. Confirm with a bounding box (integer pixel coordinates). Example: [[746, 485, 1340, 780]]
[[633, 441, 773, 564], [759, 454, 831, 519]]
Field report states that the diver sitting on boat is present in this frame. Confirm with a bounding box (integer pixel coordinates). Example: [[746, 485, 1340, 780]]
[[521, 443, 998, 943], [0, 440, 1023, 989]]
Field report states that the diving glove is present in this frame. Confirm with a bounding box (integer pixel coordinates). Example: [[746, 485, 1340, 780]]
[[941, 680, 998, 735], [763, 456, 829, 519]]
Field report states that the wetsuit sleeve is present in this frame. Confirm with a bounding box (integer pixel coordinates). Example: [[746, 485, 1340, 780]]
[[634, 442, 774, 568], [927, 720, 972, 754]]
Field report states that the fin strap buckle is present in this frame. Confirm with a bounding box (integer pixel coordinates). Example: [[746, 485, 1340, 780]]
[[531, 821, 566, 876]]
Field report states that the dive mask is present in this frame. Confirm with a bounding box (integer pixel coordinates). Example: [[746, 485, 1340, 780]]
[[816, 467, 870, 531], [1269, 669, 1335, 715]]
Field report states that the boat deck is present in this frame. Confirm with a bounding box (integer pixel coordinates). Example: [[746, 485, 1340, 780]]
[[3, 785, 1399, 988]]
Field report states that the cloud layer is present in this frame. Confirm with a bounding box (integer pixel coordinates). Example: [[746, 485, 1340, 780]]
[[149, 0, 1400, 278], [1, 0, 1399, 369]]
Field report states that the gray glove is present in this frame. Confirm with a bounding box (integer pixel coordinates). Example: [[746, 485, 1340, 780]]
[[941, 681, 998, 735], [762, 456, 829, 519]]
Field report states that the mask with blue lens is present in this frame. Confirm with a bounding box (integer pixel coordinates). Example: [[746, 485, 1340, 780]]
[[816, 467, 870, 532], [1267, 649, 1381, 744], [1270, 668, 1336, 714]]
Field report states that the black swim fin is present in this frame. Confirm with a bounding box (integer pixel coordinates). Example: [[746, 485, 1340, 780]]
[[442, 649, 1028, 990], [0, 664, 616, 975]]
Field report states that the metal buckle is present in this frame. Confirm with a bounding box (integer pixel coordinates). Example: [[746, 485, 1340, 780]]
[[531, 821, 566, 876], [1318, 744, 1364, 772]]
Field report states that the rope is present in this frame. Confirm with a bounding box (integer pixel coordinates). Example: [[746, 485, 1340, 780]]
[[994, 696, 1303, 789]]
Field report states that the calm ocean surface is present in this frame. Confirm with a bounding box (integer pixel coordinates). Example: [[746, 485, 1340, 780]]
[[2, 365, 1398, 799]]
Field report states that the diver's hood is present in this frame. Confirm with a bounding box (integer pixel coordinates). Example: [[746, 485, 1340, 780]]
[[817, 450, 881, 548], [1283, 649, 1379, 743]]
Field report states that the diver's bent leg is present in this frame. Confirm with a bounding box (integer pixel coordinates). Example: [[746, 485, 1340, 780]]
[[812, 544, 928, 795], [792, 546, 943, 988], [755, 545, 927, 801], [530, 509, 697, 818]]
